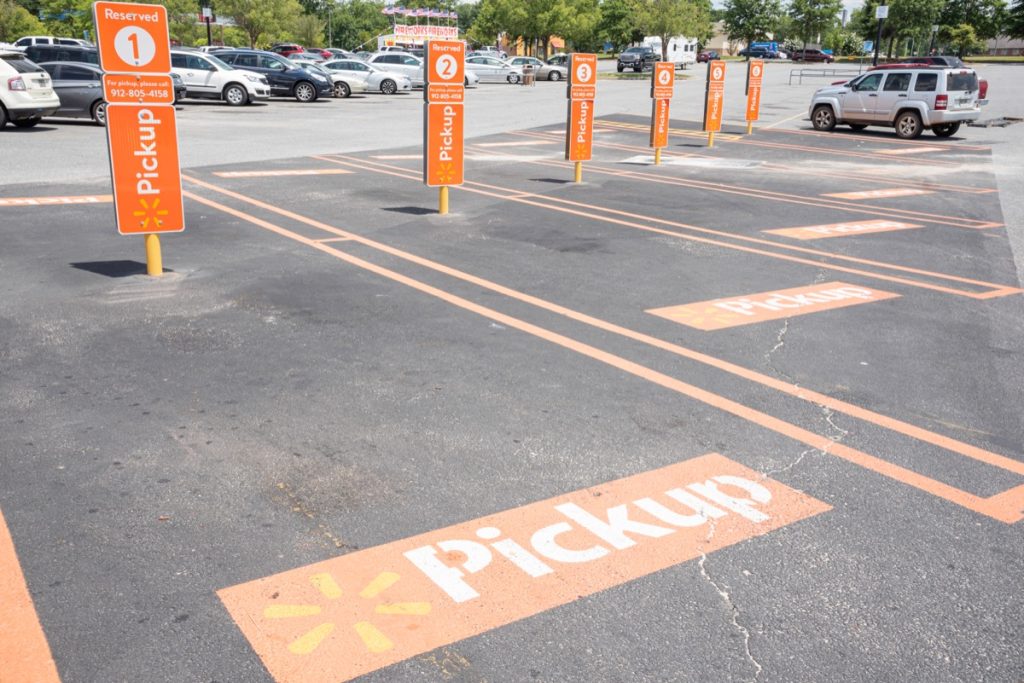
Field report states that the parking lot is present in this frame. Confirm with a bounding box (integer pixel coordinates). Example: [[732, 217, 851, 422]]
[[2, 61, 1023, 682]]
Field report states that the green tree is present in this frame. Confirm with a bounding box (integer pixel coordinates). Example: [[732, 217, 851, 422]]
[[940, 0, 1006, 40], [293, 12, 324, 46], [633, 0, 711, 60], [939, 21, 985, 54], [1008, 0, 1024, 38], [0, 0, 45, 42], [549, 0, 604, 52], [216, 0, 304, 47], [722, 0, 783, 53], [598, 0, 643, 51], [330, 0, 389, 51], [788, 0, 842, 47], [822, 26, 861, 55], [849, 0, 942, 57]]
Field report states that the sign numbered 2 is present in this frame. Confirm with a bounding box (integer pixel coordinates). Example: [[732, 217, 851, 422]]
[[423, 39, 465, 187]]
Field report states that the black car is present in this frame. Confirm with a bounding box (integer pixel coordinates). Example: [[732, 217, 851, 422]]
[[738, 47, 778, 59], [617, 46, 657, 73], [904, 55, 966, 68], [215, 49, 332, 102], [22, 44, 98, 66]]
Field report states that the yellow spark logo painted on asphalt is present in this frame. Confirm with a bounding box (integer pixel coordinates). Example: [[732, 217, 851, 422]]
[[665, 304, 744, 328], [262, 571, 431, 656], [132, 198, 169, 229]]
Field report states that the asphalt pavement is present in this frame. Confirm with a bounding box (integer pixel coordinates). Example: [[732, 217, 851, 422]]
[[1, 61, 1023, 683]]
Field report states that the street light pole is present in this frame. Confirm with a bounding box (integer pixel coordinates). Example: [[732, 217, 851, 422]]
[[929, 24, 939, 54], [872, 3, 888, 66]]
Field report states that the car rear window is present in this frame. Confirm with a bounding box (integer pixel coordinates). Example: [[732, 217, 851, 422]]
[[1, 54, 43, 73], [914, 73, 937, 91], [947, 72, 977, 92]]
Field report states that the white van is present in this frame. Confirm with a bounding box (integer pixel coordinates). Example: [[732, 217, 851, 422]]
[[642, 36, 698, 69]]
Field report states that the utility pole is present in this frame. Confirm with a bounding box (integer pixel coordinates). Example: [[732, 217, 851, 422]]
[[200, 0, 213, 46], [873, 3, 888, 66]]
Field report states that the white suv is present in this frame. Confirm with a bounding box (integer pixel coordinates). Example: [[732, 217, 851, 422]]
[[0, 50, 60, 129], [809, 65, 983, 139], [170, 49, 270, 106]]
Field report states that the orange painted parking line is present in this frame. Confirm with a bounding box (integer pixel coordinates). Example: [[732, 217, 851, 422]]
[[426, 150, 1014, 298], [517, 128, 997, 196], [761, 127, 991, 152], [648, 282, 900, 330], [181, 180, 1024, 523], [219, 453, 829, 683], [0, 194, 112, 207], [371, 154, 422, 160], [315, 237, 354, 243], [213, 169, 352, 178], [765, 219, 923, 240], [474, 140, 556, 148], [825, 188, 933, 200], [592, 120, 959, 166], [878, 146, 950, 155], [513, 130, 1001, 228], [0, 507, 61, 683]]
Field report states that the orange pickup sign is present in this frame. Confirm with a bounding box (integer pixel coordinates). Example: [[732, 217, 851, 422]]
[[93, 1, 171, 74], [703, 60, 726, 133], [105, 104, 184, 234], [746, 59, 764, 122]]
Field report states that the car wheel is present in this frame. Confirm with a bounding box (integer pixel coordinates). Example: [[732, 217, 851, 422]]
[[294, 81, 317, 102], [811, 105, 836, 132], [0, 105, 8, 129], [380, 79, 397, 95], [548, 70, 561, 81], [91, 100, 107, 126], [333, 81, 351, 98], [223, 83, 248, 106], [634, 66, 641, 73], [848, 123, 868, 131], [933, 122, 960, 138], [507, 73, 520, 84], [12, 117, 40, 128], [616, 64, 623, 72], [895, 110, 923, 139]]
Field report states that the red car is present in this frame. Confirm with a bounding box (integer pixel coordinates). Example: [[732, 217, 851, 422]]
[[791, 49, 834, 63], [697, 50, 718, 63], [270, 43, 305, 57], [305, 47, 334, 60]]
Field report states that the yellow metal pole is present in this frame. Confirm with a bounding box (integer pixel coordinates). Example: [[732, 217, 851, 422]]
[[574, 161, 583, 183], [654, 148, 662, 165], [707, 131, 715, 148], [439, 186, 449, 215], [746, 121, 753, 135], [145, 234, 163, 277]]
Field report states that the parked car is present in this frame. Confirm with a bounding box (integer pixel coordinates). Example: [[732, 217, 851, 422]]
[[13, 36, 91, 48], [697, 50, 718, 63], [323, 48, 357, 60], [21, 44, 98, 65], [508, 56, 567, 81], [322, 59, 412, 94], [170, 71, 186, 101], [304, 48, 334, 60], [295, 60, 365, 98], [472, 45, 508, 60], [216, 49, 333, 102], [790, 48, 834, 63], [366, 52, 425, 87], [738, 47, 778, 59], [617, 46, 657, 72], [0, 50, 60, 129], [289, 52, 325, 63], [269, 44, 305, 57], [170, 49, 270, 105], [465, 55, 523, 83], [547, 53, 569, 67], [38, 61, 107, 125], [809, 66, 984, 138], [902, 55, 967, 68]]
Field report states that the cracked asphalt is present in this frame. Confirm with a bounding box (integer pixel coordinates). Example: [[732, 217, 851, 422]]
[[2, 65, 1024, 683]]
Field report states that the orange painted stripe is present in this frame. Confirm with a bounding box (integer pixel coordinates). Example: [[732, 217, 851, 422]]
[[387, 151, 1014, 298], [0, 507, 61, 683], [648, 281, 900, 330], [0, 194, 111, 207], [179, 183, 1024, 523], [213, 169, 352, 178], [878, 146, 949, 155], [764, 220, 923, 240], [220, 454, 829, 683], [516, 128, 997, 195], [825, 188, 933, 200]]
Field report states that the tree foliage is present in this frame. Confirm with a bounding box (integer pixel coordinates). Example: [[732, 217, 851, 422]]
[[293, 12, 324, 46], [1008, 0, 1024, 38], [633, 0, 711, 60], [939, 0, 1006, 40], [0, 0, 44, 42], [788, 0, 842, 47], [722, 0, 784, 49], [216, 0, 304, 48]]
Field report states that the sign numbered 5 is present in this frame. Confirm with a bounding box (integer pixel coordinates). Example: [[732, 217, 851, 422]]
[[703, 60, 726, 133]]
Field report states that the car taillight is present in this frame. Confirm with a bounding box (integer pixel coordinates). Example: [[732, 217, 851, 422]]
[[979, 79, 988, 99], [7, 76, 26, 91], [935, 94, 948, 110]]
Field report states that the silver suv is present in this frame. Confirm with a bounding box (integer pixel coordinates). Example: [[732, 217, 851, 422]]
[[808, 66, 983, 139]]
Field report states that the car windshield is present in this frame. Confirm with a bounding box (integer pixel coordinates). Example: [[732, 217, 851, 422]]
[[624, 47, 645, 53], [205, 53, 234, 70], [1, 54, 43, 73], [947, 71, 978, 91]]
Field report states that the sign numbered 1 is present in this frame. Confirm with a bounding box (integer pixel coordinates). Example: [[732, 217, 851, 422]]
[[93, 1, 171, 74]]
